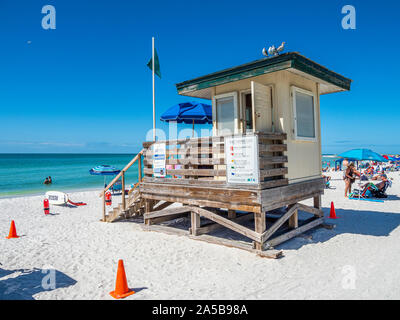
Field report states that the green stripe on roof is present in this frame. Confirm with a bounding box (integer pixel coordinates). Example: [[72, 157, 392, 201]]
[[176, 52, 351, 94]]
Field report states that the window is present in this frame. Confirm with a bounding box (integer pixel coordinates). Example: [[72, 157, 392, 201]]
[[292, 87, 317, 141], [214, 93, 238, 135]]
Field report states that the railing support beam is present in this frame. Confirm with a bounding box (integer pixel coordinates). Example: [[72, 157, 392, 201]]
[[102, 190, 106, 222], [122, 171, 126, 211]]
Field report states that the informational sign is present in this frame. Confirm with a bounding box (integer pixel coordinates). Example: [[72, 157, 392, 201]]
[[225, 135, 259, 184], [152, 143, 166, 178]]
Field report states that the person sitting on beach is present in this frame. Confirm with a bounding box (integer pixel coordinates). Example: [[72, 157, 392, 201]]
[[322, 174, 331, 188], [43, 177, 50, 185], [375, 180, 388, 191], [372, 173, 387, 181], [344, 163, 360, 197], [322, 174, 331, 182], [365, 166, 373, 175], [373, 174, 392, 192]]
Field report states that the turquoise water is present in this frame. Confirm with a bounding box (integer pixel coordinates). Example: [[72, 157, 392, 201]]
[[0, 153, 341, 198], [322, 155, 341, 168], [0, 154, 140, 198]]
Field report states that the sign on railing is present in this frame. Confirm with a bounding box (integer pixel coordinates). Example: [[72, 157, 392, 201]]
[[225, 135, 259, 184], [152, 143, 166, 177]]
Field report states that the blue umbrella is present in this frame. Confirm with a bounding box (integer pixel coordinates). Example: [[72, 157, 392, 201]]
[[89, 165, 121, 187], [338, 149, 388, 162], [161, 102, 212, 124], [161, 102, 212, 136], [339, 149, 388, 201], [383, 155, 396, 161]]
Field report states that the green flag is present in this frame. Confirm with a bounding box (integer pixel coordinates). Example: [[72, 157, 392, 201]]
[[147, 48, 161, 78]]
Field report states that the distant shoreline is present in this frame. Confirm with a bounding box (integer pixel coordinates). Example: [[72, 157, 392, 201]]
[[0, 186, 103, 200]]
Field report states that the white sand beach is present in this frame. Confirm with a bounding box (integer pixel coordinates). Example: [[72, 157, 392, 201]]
[[1, 170, 400, 300]]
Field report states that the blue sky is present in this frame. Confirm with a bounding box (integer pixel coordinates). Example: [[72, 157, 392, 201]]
[[0, 0, 399, 154]]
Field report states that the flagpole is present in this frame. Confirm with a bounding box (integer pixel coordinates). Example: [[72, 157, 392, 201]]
[[152, 37, 156, 141]]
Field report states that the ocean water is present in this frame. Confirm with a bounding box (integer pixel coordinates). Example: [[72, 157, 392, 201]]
[[0, 153, 340, 198], [0, 154, 140, 198], [322, 154, 341, 168]]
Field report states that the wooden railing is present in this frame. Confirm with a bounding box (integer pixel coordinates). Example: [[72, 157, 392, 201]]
[[99, 149, 144, 221], [142, 132, 288, 190]]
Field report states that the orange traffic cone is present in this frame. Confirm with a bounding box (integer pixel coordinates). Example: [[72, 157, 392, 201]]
[[6, 220, 20, 239], [109, 259, 135, 299], [329, 201, 338, 219]]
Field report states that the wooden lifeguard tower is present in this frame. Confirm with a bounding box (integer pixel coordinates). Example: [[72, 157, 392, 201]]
[[101, 52, 352, 258]]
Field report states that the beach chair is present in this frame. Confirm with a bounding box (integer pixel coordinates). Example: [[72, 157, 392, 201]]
[[349, 182, 379, 199], [349, 181, 389, 201], [111, 179, 122, 195]]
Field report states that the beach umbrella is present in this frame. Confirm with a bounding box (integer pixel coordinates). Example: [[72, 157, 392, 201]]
[[160, 102, 212, 136], [339, 149, 388, 201], [338, 149, 388, 163], [89, 165, 121, 186], [383, 155, 396, 161]]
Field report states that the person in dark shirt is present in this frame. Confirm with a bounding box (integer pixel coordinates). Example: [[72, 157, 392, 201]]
[[344, 163, 359, 197]]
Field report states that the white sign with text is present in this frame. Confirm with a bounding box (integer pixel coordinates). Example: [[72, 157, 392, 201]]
[[225, 135, 259, 184], [152, 143, 166, 178]]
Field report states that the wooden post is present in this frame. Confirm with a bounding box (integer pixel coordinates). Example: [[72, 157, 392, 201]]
[[144, 199, 154, 225], [288, 207, 298, 229], [138, 154, 142, 182], [191, 211, 201, 236], [228, 209, 236, 219], [121, 171, 126, 210], [313, 194, 322, 216], [102, 190, 106, 222], [254, 212, 266, 250]]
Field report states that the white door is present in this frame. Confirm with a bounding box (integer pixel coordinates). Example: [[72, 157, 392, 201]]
[[251, 81, 272, 132]]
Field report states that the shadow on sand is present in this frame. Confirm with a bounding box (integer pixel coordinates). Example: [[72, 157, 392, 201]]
[[276, 206, 400, 250], [0, 267, 76, 300]]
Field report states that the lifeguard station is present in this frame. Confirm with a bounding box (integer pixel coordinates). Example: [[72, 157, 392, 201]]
[[101, 52, 352, 257]]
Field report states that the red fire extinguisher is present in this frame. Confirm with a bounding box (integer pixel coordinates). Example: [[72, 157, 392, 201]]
[[44, 198, 50, 215], [105, 191, 112, 206]]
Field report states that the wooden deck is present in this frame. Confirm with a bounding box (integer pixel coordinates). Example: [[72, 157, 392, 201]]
[[138, 132, 326, 256]]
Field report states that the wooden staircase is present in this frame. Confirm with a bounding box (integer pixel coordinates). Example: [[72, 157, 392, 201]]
[[104, 188, 145, 222], [100, 150, 145, 223]]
